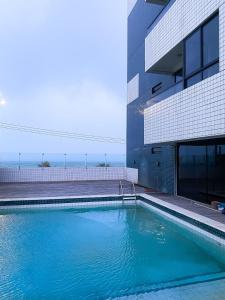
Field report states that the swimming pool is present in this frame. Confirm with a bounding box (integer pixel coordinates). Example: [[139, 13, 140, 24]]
[[0, 202, 225, 299]]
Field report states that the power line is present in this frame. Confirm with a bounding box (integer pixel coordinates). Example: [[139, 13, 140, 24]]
[[0, 121, 125, 144]]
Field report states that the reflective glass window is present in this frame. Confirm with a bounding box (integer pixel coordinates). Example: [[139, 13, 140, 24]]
[[185, 30, 201, 76], [178, 139, 225, 204], [186, 72, 202, 88], [203, 63, 219, 79], [203, 15, 219, 66]]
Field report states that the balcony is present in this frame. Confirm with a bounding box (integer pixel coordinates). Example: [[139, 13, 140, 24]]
[[148, 42, 183, 74], [144, 70, 224, 145], [145, 0, 220, 73]]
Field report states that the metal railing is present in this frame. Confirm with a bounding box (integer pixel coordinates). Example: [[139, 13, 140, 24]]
[[0, 153, 126, 169], [132, 182, 136, 197], [119, 181, 124, 196], [119, 181, 138, 206]]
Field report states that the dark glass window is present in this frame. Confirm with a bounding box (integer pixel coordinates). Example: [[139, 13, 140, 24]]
[[184, 13, 219, 89], [185, 30, 201, 76], [148, 14, 219, 106], [178, 144, 207, 203], [186, 72, 202, 88], [178, 139, 225, 204], [152, 147, 161, 154], [203, 63, 219, 79], [152, 82, 162, 94], [203, 15, 219, 66]]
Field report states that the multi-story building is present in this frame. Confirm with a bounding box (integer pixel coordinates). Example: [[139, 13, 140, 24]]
[[127, 0, 224, 205]]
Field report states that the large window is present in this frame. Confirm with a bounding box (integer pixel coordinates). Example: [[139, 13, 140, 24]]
[[148, 14, 219, 106], [203, 15, 219, 66], [178, 139, 225, 204], [184, 13, 219, 88]]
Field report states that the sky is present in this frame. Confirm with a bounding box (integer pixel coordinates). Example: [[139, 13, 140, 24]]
[[0, 0, 127, 156]]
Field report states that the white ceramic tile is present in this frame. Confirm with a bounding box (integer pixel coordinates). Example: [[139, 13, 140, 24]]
[[0, 167, 138, 183], [127, 74, 139, 104]]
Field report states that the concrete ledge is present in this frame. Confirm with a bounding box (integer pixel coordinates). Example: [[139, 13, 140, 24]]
[[140, 194, 225, 234]]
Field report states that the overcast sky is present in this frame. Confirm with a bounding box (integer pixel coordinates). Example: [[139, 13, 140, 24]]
[[0, 0, 127, 155]]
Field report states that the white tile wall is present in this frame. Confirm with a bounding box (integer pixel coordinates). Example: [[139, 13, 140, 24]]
[[144, 71, 225, 144], [126, 168, 138, 184], [127, 73, 139, 104], [0, 167, 138, 183], [144, 0, 225, 144], [127, 0, 138, 16], [145, 0, 224, 71]]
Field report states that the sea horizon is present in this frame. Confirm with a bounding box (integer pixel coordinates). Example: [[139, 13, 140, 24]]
[[0, 160, 125, 169]]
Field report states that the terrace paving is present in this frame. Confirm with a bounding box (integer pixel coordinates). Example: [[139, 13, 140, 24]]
[[146, 191, 225, 225], [0, 180, 224, 225], [0, 180, 144, 199]]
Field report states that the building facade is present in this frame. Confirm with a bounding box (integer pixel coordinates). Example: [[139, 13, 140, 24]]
[[127, 0, 225, 204]]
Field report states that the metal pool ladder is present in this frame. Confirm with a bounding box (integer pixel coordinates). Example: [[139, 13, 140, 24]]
[[120, 181, 137, 206], [119, 180, 124, 196]]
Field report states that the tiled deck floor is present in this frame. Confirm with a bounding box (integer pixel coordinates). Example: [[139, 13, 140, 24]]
[[146, 192, 225, 225], [0, 180, 145, 199], [0, 180, 224, 225]]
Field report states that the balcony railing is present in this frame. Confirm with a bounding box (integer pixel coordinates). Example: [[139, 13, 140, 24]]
[[0, 153, 126, 169]]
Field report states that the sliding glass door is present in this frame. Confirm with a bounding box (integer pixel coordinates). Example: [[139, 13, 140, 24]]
[[178, 139, 225, 204]]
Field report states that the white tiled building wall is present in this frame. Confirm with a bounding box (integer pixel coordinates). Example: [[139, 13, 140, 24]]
[[145, 0, 224, 71], [144, 0, 225, 144], [0, 167, 138, 184], [127, 74, 139, 104]]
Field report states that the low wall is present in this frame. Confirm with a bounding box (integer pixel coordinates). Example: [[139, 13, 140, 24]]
[[0, 167, 138, 184]]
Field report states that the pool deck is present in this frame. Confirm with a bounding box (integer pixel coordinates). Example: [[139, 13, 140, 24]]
[[145, 191, 225, 226], [0, 180, 145, 199], [0, 180, 224, 226]]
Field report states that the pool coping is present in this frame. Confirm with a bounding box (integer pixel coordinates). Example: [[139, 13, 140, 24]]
[[0, 193, 224, 240], [139, 194, 225, 237]]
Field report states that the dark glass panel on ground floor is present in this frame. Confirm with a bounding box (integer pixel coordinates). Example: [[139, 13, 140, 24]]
[[127, 144, 175, 194], [178, 139, 225, 204]]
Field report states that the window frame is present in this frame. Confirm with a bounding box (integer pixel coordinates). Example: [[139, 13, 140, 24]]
[[203, 14, 219, 66], [183, 12, 219, 88], [148, 12, 219, 105], [184, 29, 202, 77]]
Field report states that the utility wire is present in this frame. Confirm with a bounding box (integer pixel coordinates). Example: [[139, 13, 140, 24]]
[[0, 121, 125, 144]]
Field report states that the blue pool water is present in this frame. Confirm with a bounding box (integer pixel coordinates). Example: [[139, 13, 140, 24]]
[[0, 205, 225, 299]]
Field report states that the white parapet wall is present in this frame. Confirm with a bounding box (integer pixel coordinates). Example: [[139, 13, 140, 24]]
[[0, 167, 139, 184], [127, 74, 139, 104], [126, 168, 139, 184], [144, 71, 225, 144]]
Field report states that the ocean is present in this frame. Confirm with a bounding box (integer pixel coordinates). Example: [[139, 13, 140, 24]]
[[0, 153, 125, 168]]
